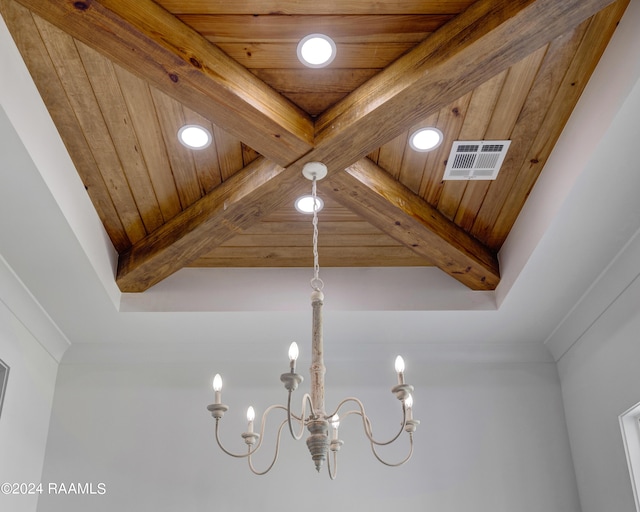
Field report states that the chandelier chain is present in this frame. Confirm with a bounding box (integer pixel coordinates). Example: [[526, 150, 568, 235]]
[[311, 176, 323, 291]]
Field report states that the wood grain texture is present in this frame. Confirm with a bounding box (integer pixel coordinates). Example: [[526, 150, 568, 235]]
[[1, 0, 627, 292], [76, 41, 165, 234], [0, 0, 130, 250], [326, 158, 500, 290], [12, 0, 314, 166], [181, 107, 224, 195], [470, 20, 592, 246], [377, 132, 410, 180], [437, 70, 508, 221], [113, 66, 183, 224], [313, 0, 618, 173], [452, 46, 547, 231], [418, 93, 472, 205], [116, 157, 298, 292], [181, 14, 449, 43], [155, 0, 475, 15], [149, 88, 203, 209], [194, 201, 431, 267], [217, 42, 414, 69], [485, 0, 630, 249], [33, 15, 148, 244], [397, 120, 433, 194], [211, 125, 245, 182], [252, 69, 379, 115], [194, 246, 429, 267], [119, 0, 619, 292]]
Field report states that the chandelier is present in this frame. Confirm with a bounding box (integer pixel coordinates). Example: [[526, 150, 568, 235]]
[[207, 162, 419, 479]]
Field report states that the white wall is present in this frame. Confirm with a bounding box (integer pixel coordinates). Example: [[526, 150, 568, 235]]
[[36, 357, 580, 512], [542, 8, 640, 508], [0, 76, 63, 512], [555, 228, 640, 512], [0, 284, 59, 512]]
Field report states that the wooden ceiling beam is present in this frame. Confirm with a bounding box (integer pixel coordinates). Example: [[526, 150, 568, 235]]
[[312, 0, 618, 173], [325, 159, 500, 290], [294, 0, 615, 290], [26, 0, 615, 292], [11, 0, 314, 167], [118, 0, 613, 292], [116, 157, 306, 292]]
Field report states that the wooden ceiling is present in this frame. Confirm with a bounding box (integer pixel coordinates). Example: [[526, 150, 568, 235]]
[[0, 0, 628, 292]]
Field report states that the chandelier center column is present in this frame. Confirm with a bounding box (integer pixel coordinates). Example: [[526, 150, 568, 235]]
[[310, 289, 325, 416], [306, 287, 329, 471]]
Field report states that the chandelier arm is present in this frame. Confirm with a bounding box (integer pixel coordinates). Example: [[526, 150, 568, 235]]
[[328, 397, 408, 446], [214, 419, 255, 458], [368, 433, 415, 467], [286, 391, 313, 440], [325, 397, 366, 421], [214, 404, 287, 458], [362, 405, 408, 447], [247, 418, 289, 476]]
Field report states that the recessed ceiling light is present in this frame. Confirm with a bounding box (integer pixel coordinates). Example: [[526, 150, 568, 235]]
[[297, 34, 336, 68], [178, 124, 212, 150], [295, 195, 324, 214], [409, 127, 444, 152]]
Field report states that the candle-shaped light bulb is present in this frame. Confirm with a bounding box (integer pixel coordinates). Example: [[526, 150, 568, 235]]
[[212, 374, 222, 404], [395, 355, 405, 384], [405, 394, 414, 420], [288, 342, 299, 372], [331, 414, 340, 440], [246, 406, 255, 433]]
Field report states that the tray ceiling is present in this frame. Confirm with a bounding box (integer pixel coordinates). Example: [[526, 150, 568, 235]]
[[0, 0, 629, 293]]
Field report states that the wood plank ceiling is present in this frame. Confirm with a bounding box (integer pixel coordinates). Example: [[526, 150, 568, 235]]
[[0, 0, 629, 292]]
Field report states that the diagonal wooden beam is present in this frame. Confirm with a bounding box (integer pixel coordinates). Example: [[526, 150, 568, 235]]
[[10, 0, 313, 167], [116, 157, 307, 292], [88, 0, 614, 292], [295, 0, 614, 291], [312, 0, 618, 172], [298, 0, 614, 291], [117, 0, 612, 291], [325, 159, 500, 290]]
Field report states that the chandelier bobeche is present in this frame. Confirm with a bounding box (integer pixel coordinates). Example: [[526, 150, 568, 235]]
[[207, 162, 419, 479]]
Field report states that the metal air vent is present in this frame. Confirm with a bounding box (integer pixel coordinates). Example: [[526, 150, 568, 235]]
[[443, 140, 511, 180]]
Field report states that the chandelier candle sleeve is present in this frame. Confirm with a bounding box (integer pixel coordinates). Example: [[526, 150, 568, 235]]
[[289, 342, 299, 372], [331, 415, 340, 441], [247, 406, 255, 434], [213, 374, 222, 404], [395, 356, 405, 385], [405, 395, 414, 421]]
